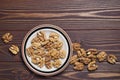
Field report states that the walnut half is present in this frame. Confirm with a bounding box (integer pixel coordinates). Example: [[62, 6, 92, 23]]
[[53, 59, 62, 68], [72, 43, 81, 51], [9, 45, 19, 55], [107, 54, 117, 64], [97, 51, 107, 62], [2, 33, 13, 43], [87, 61, 98, 71], [73, 62, 84, 71], [70, 55, 78, 64]]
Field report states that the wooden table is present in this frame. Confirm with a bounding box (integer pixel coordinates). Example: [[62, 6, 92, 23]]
[[0, 0, 120, 80]]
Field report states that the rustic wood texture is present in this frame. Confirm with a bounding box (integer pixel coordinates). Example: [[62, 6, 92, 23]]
[[0, 0, 120, 80]]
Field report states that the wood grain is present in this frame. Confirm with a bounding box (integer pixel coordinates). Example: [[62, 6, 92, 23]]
[[0, 62, 120, 80], [0, 30, 120, 61], [0, 0, 120, 80], [0, 8, 120, 20]]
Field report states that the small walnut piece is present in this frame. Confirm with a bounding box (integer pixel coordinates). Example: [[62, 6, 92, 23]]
[[97, 51, 107, 62], [37, 31, 46, 42], [70, 55, 78, 64], [87, 54, 97, 61], [45, 53, 51, 62], [49, 32, 59, 42], [77, 48, 86, 57], [45, 61, 52, 69], [31, 42, 41, 50], [9, 45, 19, 55], [38, 58, 45, 68], [31, 55, 41, 64], [50, 49, 60, 60], [73, 62, 84, 71], [73, 43, 81, 51], [53, 59, 62, 68], [107, 54, 117, 64], [59, 50, 66, 59], [26, 46, 34, 57], [88, 61, 98, 71], [2, 33, 13, 43], [31, 36, 40, 43], [80, 57, 91, 65], [86, 48, 98, 55]]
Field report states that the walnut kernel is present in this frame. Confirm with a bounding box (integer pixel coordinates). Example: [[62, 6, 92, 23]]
[[2, 33, 13, 43], [74, 62, 84, 71], [88, 61, 98, 71], [9, 45, 19, 55], [107, 54, 117, 64]]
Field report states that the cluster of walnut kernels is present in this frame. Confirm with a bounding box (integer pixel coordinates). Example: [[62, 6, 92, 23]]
[[26, 31, 66, 69], [2, 33, 19, 55], [70, 43, 117, 71], [1, 32, 118, 72]]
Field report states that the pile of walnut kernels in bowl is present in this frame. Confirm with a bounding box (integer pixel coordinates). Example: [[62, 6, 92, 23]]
[[26, 31, 66, 69], [1, 32, 118, 72]]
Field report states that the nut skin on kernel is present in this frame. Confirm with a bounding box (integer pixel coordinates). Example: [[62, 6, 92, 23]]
[[107, 54, 117, 64], [2, 33, 13, 43], [87, 61, 98, 71], [9, 45, 19, 55]]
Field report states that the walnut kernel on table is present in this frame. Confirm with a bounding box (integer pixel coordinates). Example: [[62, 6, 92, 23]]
[[97, 51, 107, 62], [80, 57, 91, 65], [2, 33, 13, 43], [107, 54, 117, 64], [70, 55, 78, 64], [87, 54, 97, 61], [9, 45, 19, 55], [86, 48, 98, 55], [73, 62, 84, 71], [72, 43, 81, 51], [87, 61, 98, 71], [77, 48, 86, 57]]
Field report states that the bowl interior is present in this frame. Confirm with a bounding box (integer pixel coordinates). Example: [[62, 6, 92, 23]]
[[25, 28, 70, 72]]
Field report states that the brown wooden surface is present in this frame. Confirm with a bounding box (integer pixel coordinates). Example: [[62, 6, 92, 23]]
[[0, 0, 120, 80]]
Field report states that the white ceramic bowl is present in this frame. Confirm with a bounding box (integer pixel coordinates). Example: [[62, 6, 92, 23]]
[[22, 24, 73, 76]]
